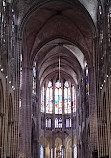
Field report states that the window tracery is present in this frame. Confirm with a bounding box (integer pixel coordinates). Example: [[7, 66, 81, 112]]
[[41, 86, 44, 113], [66, 118, 71, 128], [32, 62, 36, 95], [55, 80, 62, 114], [74, 145, 77, 158], [86, 66, 89, 95], [55, 118, 62, 129], [41, 80, 76, 114], [46, 118, 51, 128], [46, 81, 53, 113], [64, 81, 71, 114], [72, 86, 76, 113]]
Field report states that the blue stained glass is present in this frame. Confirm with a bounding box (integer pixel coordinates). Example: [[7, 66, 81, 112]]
[[55, 100, 58, 104], [32, 62, 36, 94], [72, 86, 76, 112], [86, 76, 88, 85], [55, 81, 62, 114], [59, 95, 62, 100], [41, 86, 44, 113], [64, 81, 71, 114], [46, 81, 53, 113]]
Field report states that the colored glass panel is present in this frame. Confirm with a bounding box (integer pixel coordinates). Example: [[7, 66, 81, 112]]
[[19, 99, 21, 108], [68, 87, 71, 113], [41, 86, 44, 113], [46, 81, 53, 114], [64, 88, 68, 113], [46, 88, 49, 113], [55, 81, 62, 114], [32, 62, 36, 94], [59, 88, 62, 114], [72, 86, 76, 112], [55, 88, 59, 114], [86, 67, 89, 95], [64, 81, 71, 114], [55, 118, 58, 128]]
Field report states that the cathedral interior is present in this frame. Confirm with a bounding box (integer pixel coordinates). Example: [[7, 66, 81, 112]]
[[0, 0, 111, 158]]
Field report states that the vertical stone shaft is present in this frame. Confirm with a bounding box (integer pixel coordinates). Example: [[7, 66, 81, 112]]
[[20, 67, 32, 158]]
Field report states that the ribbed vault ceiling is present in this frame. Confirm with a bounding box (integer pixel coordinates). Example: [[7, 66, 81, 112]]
[[22, 0, 96, 86]]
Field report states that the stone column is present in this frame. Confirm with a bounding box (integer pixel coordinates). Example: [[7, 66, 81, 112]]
[[53, 80, 55, 129], [62, 82, 64, 128], [88, 66, 97, 158], [20, 66, 33, 158], [43, 85, 46, 158], [52, 80, 55, 158], [35, 68, 40, 158], [71, 84, 74, 158], [52, 132, 55, 158], [0, 113, 4, 158], [49, 147, 52, 158], [109, 75, 111, 158]]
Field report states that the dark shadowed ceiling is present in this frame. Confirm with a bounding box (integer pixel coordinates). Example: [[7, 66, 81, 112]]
[[21, 0, 97, 86]]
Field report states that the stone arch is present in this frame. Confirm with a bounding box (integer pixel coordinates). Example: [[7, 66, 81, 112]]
[[19, 0, 96, 37], [20, 0, 96, 68], [55, 137, 62, 158], [66, 138, 72, 158], [19, 1, 97, 157], [0, 80, 4, 156]]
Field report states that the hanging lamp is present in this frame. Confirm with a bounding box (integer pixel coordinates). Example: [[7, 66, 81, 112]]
[[59, 56, 61, 83]]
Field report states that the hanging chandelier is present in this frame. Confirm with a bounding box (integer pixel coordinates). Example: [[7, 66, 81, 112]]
[[59, 56, 60, 82]]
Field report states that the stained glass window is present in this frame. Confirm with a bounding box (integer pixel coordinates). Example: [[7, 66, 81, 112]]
[[19, 99, 21, 108], [51, 148, 53, 158], [46, 118, 51, 128], [55, 118, 58, 128], [41, 86, 44, 113], [40, 146, 44, 158], [60, 146, 63, 158], [55, 118, 62, 128], [86, 67, 89, 95], [72, 86, 76, 112], [20, 54, 22, 90], [10, 8, 15, 58], [41, 80, 76, 114], [32, 62, 36, 95], [64, 81, 71, 114], [55, 80, 62, 114], [66, 118, 71, 128], [46, 81, 53, 113], [0, 1, 16, 58], [58, 118, 62, 128], [74, 145, 77, 158]]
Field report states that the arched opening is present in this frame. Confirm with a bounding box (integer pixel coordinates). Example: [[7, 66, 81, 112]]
[[19, 0, 96, 157], [2, 0, 111, 158]]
